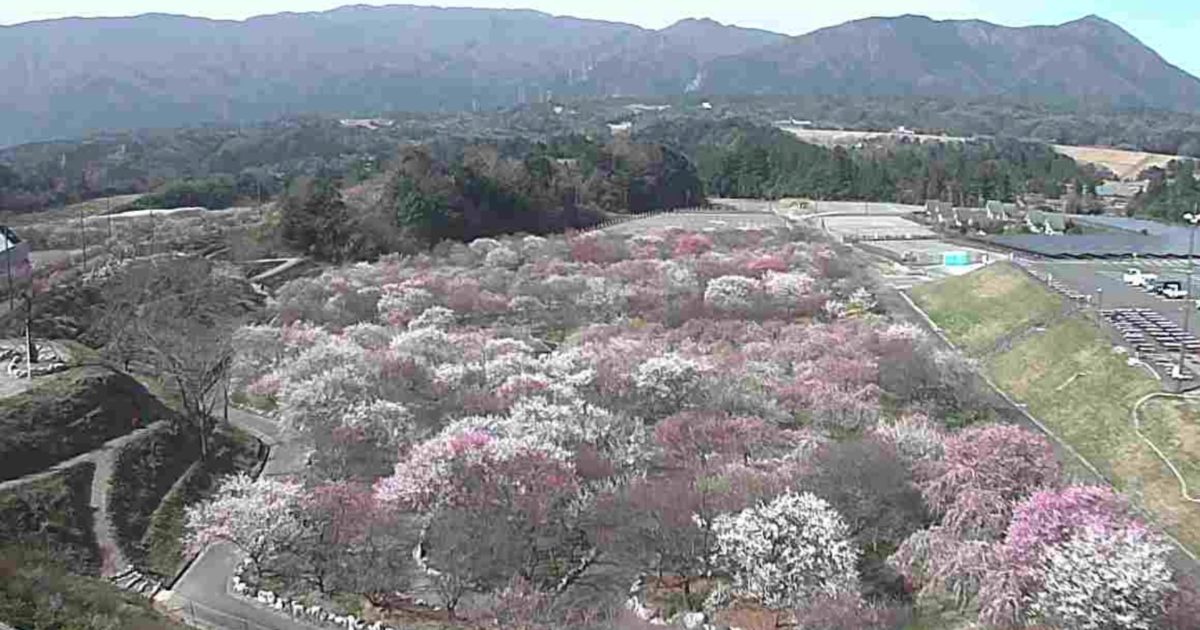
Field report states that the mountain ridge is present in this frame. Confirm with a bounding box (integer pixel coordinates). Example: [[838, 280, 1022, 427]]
[[0, 5, 1197, 147]]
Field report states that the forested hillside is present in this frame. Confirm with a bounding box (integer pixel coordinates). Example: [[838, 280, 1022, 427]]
[[277, 134, 704, 260], [640, 119, 1101, 204]]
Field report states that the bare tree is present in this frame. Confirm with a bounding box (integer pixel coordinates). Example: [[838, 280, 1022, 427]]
[[424, 507, 526, 620], [94, 256, 248, 458]]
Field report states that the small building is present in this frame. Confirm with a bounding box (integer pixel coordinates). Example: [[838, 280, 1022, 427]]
[[1026, 210, 1069, 235], [984, 200, 1018, 221], [337, 118, 394, 130], [700, 101, 713, 110], [0, 227, 31, 282], [923, 200, 952, 216], [607, 121, 634, 136], [1096, 180, 1149, 212], [625, 104, 671, 113]]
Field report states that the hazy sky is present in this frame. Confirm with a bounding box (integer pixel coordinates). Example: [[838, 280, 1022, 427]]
[[3, 1, 1198, 76]]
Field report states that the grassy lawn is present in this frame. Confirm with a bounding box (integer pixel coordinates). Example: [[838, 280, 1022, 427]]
[[917, 264, 1200, 555], [1137, 398, 1200, 521], [987, 316, 1200, 553], [909, 263, 1062, 356]]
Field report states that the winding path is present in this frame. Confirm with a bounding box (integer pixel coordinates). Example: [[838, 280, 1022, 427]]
[[0, 420, 169, 578], [1131, 391, 1200, 505], [160, 406, 318, 630]]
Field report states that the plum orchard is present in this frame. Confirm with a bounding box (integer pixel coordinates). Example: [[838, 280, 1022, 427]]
[[190, 225, 1200, 627]]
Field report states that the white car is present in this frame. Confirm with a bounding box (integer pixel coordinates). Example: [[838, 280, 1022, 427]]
[[1123, 268, 1157, 286], [1162, 283, 1188, 299]]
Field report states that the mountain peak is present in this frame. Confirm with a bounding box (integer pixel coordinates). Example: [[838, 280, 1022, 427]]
[[700, 13, 1200, 110]]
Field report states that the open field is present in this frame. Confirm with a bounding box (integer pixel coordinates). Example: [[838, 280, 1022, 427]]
[[913, 263, 1200, 556], [909, 263, 1063, 356], [821, 215, 936, 241], [1052, 144, 1178, 180], [778, 125, 1185, 181], [603, 210, 787, 234], [780, 126, 968, 146]]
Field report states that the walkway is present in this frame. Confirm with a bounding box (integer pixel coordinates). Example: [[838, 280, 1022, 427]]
[[1131, 392, 1200, 505], [161, 406, 316, 630], [0, 420, 168, 579]]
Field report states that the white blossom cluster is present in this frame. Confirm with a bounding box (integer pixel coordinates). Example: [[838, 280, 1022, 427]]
[[376, 285, 434, 319], [1027, 527, 1174, 630], [407, 306, 457, 331], [634, 353, 706, 408], [710, 492, 859, 608], [340, 399, 416, 447], [484, 246, 520, 269], [873, 415, 945, 464], [762, 271, 814, 306], [704, 275, 761, 313]]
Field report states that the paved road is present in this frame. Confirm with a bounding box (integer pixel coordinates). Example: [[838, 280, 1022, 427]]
[[1027, 259, 1200, 332], [163, 407, 315, 630]]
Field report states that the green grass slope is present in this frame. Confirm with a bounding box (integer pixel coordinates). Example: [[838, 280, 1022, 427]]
[[912, 263, 1200, 555], [909, 263, 1062, 356]]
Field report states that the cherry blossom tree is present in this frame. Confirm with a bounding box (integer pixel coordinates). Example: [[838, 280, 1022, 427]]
[[710, 492, 859, 608], [704, 275, 761, 315], [184, 473, 307, 574], [1027, 526, 1174, 630], [917, 424, 1059, 539]]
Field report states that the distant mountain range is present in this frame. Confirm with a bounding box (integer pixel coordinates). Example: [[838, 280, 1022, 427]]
[[2, 5, 1199, 147]]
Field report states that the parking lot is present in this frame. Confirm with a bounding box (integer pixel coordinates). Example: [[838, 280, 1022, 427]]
[[1024, 258, 1200, 379], [1025, 259, 1200, 324]]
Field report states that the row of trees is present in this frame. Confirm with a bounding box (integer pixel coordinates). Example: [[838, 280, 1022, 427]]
[[640, 119, 1103, 205]]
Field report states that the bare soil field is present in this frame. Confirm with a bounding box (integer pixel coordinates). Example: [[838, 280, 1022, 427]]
[[1051, 145, 1179, 180], [780, 126, 968, 146]]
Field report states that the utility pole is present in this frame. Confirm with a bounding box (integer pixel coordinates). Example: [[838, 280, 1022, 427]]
[[5, 232, 11, 313], [1177, 205, 1199, 380], [79, 206, 86, 272]]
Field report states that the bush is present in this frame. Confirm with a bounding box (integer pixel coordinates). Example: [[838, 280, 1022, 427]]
[[0, 545, 190, 630]]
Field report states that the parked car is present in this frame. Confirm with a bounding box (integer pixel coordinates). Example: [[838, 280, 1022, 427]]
[[1161, 281, 1189, 299], [1124, 268, 1158, 286]]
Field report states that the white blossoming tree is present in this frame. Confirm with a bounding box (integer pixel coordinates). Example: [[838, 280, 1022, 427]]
[[634, 353, 705, 417], [485, 246, 520, 269], [184, 474, 307, 573], [1028, 527, 1174, 630], [710, 491, 859, 608], [704, 275, 761, 314]]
